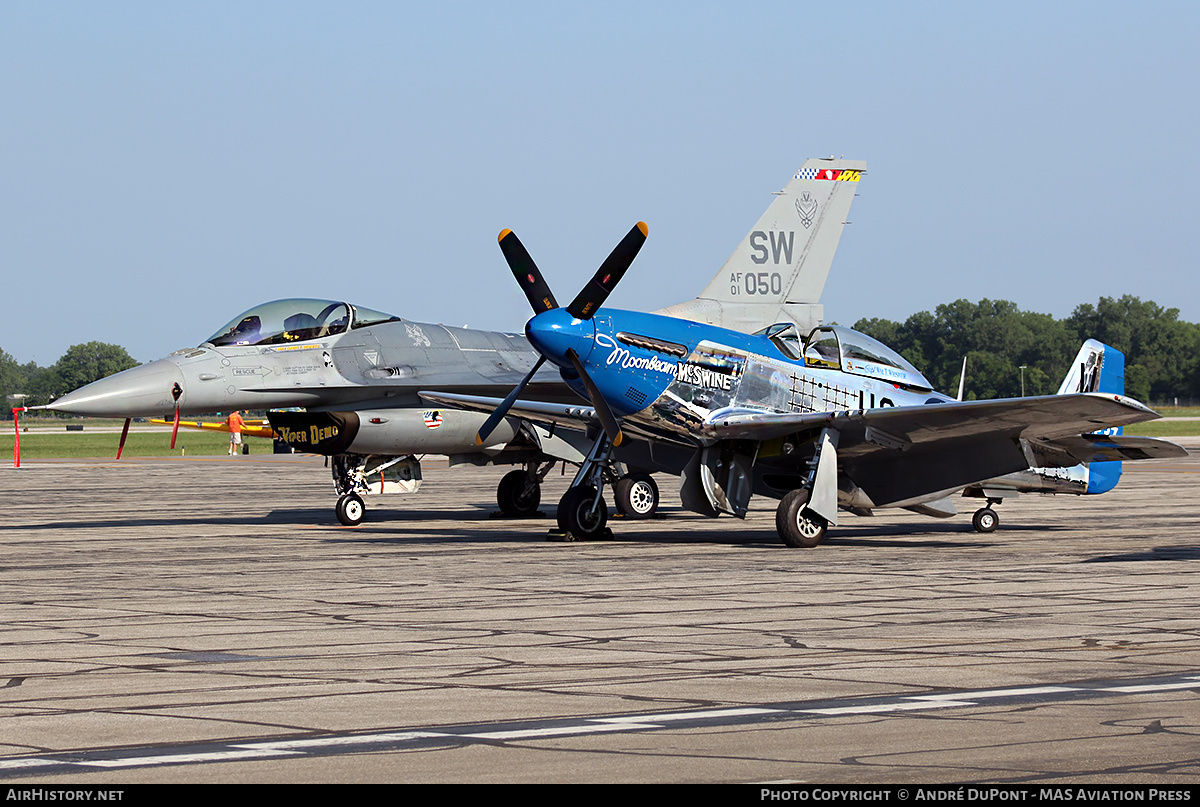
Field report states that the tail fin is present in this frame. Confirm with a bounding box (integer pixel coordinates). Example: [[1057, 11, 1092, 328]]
[[1057, 339, 1126, 494], [656, 157, 865, 334], [1056, 339, 1124, 395]]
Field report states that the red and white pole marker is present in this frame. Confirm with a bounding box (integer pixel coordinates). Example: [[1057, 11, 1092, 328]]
[[12, 407, 25, 468], [116, 417, 131, 460], [169, 382, 183, 450], [170, 407, 181, 450]]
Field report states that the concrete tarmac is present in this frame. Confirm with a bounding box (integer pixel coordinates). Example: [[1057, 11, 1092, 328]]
[[1, 443, 1198, 784]]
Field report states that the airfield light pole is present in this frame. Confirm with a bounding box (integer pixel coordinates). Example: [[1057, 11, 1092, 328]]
[[1020, 365, 1028, 397]]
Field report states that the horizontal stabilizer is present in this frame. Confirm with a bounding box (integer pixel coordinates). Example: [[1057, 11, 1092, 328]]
[[1024, 433, 1189, 467]]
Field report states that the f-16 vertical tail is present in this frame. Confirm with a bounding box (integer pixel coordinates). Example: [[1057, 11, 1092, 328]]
[[656, 157, 865, 335]]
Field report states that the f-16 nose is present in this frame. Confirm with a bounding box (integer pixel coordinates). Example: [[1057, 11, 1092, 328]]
[[46, 359, 186, 418], [526, 308, 596, 368]]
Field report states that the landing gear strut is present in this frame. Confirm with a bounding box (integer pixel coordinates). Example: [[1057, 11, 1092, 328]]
[[330, 453, 421, 525], [774, 427, 838, 548], [554, 431, 617, 540]]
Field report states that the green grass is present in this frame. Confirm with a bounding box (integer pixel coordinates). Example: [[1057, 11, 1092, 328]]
[[1123, 420, 1200, 437], [2, 431, 258, 459], [1150, 406, 1200, 417]]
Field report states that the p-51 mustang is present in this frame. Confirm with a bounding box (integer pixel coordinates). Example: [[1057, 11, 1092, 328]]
[[43, 159, 866, 525], [422, 223, 1187, 546]]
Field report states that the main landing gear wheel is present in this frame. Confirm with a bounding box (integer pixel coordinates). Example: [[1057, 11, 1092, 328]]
[[557, 486, 608, 540], [336, 493, 365, 527], [497, 470, 542, 517], [614, 473, 658, 519], [775, 488, 828, 548], [972, 507, 999, 533]]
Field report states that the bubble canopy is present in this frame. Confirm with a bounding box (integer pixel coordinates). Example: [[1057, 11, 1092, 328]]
[[756, 323, 933, 390], [204, 299, 401, 347]]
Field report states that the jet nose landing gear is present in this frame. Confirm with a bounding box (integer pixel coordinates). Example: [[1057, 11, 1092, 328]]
[[972, 503, 1000, 533]]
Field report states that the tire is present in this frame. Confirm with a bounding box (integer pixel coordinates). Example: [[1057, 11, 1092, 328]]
[[972, 507, 999, 533], [556, 486, 608, 540], [497, 470, 542, 517], [775, 488, 828, 548], [336, 493, 365, 526], [614, 473, 658, 519]]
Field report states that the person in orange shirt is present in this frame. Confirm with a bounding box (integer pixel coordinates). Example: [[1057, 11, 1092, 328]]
[[227, 410, 245, 455]]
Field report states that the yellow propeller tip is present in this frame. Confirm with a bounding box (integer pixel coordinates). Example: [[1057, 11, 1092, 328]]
[[474, 434, 485, 446], [498, 229, 513, 243], [636, 221, 648, 236]]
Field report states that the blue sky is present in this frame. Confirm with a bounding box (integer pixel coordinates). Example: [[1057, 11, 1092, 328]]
[[3, 2, 1197, 363]]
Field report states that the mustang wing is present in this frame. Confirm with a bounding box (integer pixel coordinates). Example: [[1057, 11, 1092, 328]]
[[703, 393, 1161, 450], [703, 393, 1178, 508]]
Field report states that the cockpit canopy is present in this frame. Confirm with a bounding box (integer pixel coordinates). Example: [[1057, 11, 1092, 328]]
[[757, 323, 933, 391], [204, 299, 401, 347]]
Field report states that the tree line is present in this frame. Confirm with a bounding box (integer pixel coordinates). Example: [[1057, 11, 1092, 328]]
[[851, 295, 1200, 403], [2, 342, 138, 417], [3, 295, 1197, 418]]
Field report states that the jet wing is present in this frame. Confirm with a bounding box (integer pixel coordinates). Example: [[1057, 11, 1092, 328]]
[[418, 391, 696, 446], [420, 391, 598, 432]]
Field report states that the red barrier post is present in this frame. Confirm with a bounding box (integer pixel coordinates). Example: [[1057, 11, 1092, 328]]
[[12, 407, 24, 468]]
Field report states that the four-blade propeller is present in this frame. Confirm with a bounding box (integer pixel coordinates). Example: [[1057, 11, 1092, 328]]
[[474, 222, 648, 447]]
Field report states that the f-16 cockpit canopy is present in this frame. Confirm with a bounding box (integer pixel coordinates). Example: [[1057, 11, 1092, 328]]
[[756, 323, 933, 391], [204, 299, 401, 347]]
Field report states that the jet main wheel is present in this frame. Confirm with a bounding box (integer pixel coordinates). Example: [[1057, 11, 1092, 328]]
[[972, 507, 999, 533], [557, 486, 608, 539], [497, 470, 542, 517], [775, 488, 828, 548], [336, 493, 366, 526], [614, 473, 659, 519]]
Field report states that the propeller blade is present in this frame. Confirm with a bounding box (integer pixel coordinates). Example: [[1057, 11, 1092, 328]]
[[499, 229, 559, 314], [566, 221, 648, 320], [475, 355, 548, 445], [566, 348, 623, 447]]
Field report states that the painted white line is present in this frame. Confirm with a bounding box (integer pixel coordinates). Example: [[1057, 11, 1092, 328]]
[[232, 731, 446, 750], [464, 722, 659, 740], [1100, 682, 1200, 693], [911, 686, 1079, 701], [596, 707, 780, 724], [800, 700, 976, 715], [76, 748, 302, 768], [0, 758, 60, 770]]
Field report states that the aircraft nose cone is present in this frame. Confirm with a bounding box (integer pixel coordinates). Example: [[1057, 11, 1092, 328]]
[[47, 359, 186, 418], [526, 309, 596, 367]]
